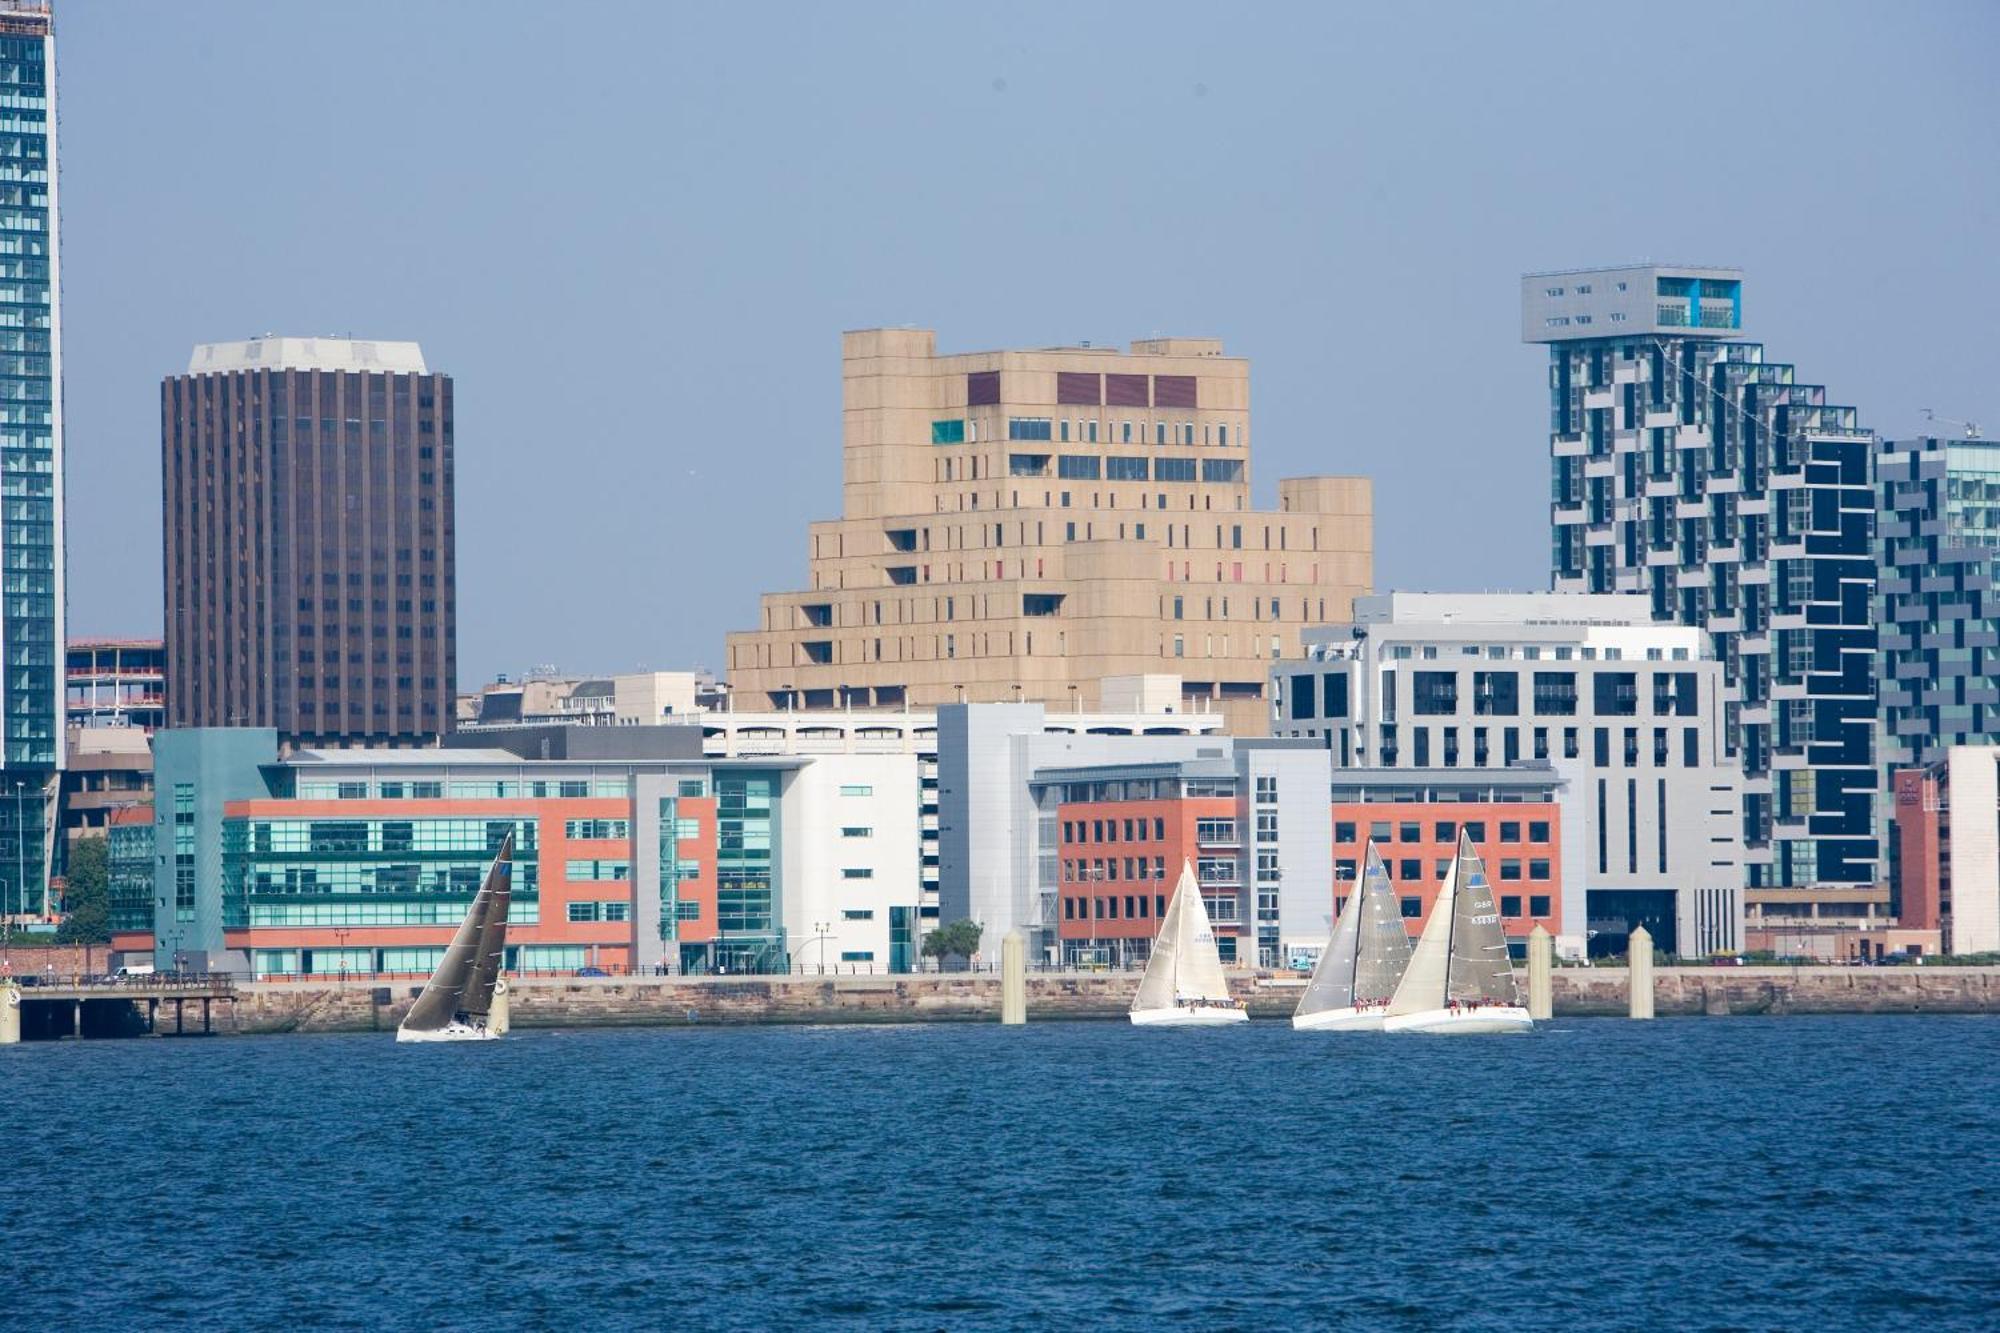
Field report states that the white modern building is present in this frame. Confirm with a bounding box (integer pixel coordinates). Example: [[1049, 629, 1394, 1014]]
[[1272, 593, 1744, 955]]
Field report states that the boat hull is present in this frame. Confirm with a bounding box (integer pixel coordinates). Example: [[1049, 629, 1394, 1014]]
[[395, 1020, 497, 1043], [1130, 1004, 1248, 1027], [1291, 1005, 1388, 1032], [1383, 1006, 1534, 1036]]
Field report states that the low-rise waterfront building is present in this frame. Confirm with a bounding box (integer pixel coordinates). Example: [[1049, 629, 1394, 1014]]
[[1328, 766, 1579, 950], [1271, 592, 1742, 955], [150, 726, 923, 978], [1893, 749, 2000, 955]]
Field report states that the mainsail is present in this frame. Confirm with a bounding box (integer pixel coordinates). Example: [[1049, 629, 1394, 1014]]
[[1443, 838, 1521, 1006], [1353, 845, 1415, 1002], [1173, 869, 1231, 1003], [401, 833, 514, 1033], [1131, 862, 1233, 1012], [1296, 856, 1367, 1015]]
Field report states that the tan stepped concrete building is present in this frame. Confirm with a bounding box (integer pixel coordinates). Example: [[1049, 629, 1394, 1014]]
[[726, 329, 1373, 734]]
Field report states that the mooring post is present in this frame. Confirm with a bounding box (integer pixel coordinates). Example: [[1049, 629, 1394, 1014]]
[[1000, 931, 1026, 1026], [1527, 924, 1553, 1021], [1628, 924, 1655, 1020]]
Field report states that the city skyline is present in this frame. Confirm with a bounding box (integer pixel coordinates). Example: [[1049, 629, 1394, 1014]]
[[49, 1, 2000, 683]]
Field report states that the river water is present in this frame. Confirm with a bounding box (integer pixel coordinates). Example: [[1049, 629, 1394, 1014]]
[[9, 1016, 1996, 1329]]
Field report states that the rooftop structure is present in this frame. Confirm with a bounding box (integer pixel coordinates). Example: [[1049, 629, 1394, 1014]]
[[186, 336, 428, 376], [1521, 264, 1743, 343]]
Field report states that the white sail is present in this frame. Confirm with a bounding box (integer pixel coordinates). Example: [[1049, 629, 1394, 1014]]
[[1386, 847, 1457, 1017], [1294, 846, 1370, 1018], [1131, 867, 1186, 1014], [1173, 869, 1232, 1003]]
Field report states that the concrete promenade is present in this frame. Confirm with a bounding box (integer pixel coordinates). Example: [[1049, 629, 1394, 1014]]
[[193, 966, 2000, 1036]]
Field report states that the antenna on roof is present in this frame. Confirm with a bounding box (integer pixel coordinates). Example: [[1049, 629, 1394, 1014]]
[[1921, 408, 1980, 440]]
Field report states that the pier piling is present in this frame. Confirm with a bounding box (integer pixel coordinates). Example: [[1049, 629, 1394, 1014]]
[[1628, 925, 1655, 1020], [1000, 932, 1026, 1025], [0, 985, 18, 1045], [1527, 925, 1552, 1021]]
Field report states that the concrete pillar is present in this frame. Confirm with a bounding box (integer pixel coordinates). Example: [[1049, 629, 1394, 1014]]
[[72, 998, 82, 1039], [1000, 931, 1026, 1026], [1526, 925, 1553, 1021], [1628, 925, 1655, 1020], [489, 978, 511, 1037], [0, 985, 19, 1045], [202, 998, 212, 1035]]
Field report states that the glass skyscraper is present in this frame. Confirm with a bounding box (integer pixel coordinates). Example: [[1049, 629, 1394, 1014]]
[[0, 2, 59, 919], [1877, 434, 2000, 772], [1523, 266, 1878, 890]]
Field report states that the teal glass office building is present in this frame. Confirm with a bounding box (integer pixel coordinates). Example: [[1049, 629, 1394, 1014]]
[[0, 3, 60, 919]]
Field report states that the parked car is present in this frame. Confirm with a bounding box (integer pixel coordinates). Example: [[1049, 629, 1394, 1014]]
[[1709, 955, 1745, 967], [575, 966, 609, 978]]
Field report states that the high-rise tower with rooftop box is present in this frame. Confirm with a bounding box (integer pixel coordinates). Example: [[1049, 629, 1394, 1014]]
[[1523, 266, 1877, 892], [163, 337, 457, 748]]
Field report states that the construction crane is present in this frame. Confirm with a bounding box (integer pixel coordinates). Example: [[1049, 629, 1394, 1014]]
[[1921, 408, 1981, 439]]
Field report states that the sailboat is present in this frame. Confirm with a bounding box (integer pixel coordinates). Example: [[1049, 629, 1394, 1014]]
[[1129, 861, 1247, 1027], [397, 832, 514, 1043], [1382, 832, 1533, 1035], [1293, 842, 1413, 1031]]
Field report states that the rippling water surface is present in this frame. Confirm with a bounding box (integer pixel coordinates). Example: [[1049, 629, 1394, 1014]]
[[10, 1016, 1998, 1329]]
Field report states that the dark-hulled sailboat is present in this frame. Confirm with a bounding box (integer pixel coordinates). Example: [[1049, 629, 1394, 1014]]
[[1292, 842, 1413, 1031], [397, 832, 514, 1043], [1383, 831, 1532, 1035]]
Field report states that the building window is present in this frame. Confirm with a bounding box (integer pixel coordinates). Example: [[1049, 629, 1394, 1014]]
[[1413, 671, 1458, 715], [842, 909, 874, 920], [1399, 821, 1421, 843], [1530, 894, 1552, 916], [1529, 859, 1551, 881], [1529, 821, 1550, 843], [1400, 896, 1421, 918], [1334, 821, 1356, 843], [840, 951, 875, 962], [841, 868, 874, 879], [1499, 821, 1520, 842], [1500, 895, 1522, 917], [841, 826, 872, 838], [1499, 860, 1522, 881], [1399, 859, 1421, 881], [839, 785, 873, 796], [1008, 418, 1053, 441]]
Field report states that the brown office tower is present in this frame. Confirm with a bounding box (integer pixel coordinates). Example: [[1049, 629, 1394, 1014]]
[[725, 329, 1373, 734], [163, 337, 456, 746]]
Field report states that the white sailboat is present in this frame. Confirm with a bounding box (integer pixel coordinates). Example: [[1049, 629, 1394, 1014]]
[[1293, 841, 1413, 1031], [397, 833, 514, 1043], [1382, 832, 1533, 1036], [1129, 861, 1247, 1027]]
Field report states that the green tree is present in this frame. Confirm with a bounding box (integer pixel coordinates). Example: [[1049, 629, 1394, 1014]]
[[921, 919, 984, 970], [56, 834, 112, 947]]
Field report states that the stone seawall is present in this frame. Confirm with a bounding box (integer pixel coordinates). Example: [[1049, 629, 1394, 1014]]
[[215, 966, 2000, 1035]]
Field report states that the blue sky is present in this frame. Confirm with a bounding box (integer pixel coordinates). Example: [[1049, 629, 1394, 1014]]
[[55, 0, 2000, 683]]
